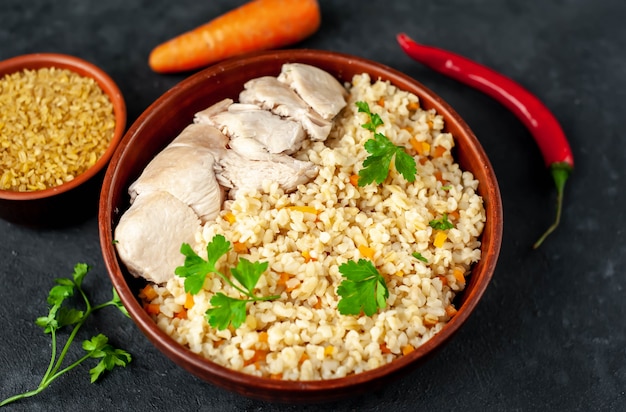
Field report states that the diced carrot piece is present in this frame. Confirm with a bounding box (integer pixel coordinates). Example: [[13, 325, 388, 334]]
[[233, 241, 248, 254], [270, 373, 283, 380], [324, 346, 334, 356], [313, 299, 322, 309], [434, 170, 445, 183], [244, 349, 269, 367], [299, 352, 309, 364], [258, 331, 269, 343], [402, 344, 415, 356], [140, 284, 158, 301], [409, 136, 422, 153], [432, 145, 447, 158], [423, 315, 439, 327], [380, 343, 392, 354], [433, 231, 447, 248], [437, 275, 448, 286], [301, 250, 316, 262], [377, 97, 385, 107], [395, 270, 404, 277], [427, 119, 434, 129], [445, 305, 458, 317], [174, 309, 187, 319], [184, 292, 194, 309], [144, 303, 160, 315], [403, 125, 414, 133], [407, 101, 420, 111], [448, 210, 460, 221], [223, 211, 236, 223], [453, 267, 466, 284], [358, 244, 375, 260], [349, 174, 360, 186], [277, 272, 291, 287]]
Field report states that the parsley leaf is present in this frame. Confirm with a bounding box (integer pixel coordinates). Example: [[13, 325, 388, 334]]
[[175, 234, 231, 295], [356, 101, 383, 131], [412, 252, 428, 263], [337, 259, 389, 316], [230, 258, 269, 296], [429, 213, 455, 230], [83, 334, 132, 383], [206, 293, 248, 330], [355, 102, 417, 186]]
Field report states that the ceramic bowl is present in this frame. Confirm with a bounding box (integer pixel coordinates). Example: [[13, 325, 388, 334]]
[[99, 49, 502, 403], [0, 53, 126, 227]]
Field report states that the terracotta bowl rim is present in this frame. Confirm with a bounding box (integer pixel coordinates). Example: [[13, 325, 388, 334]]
[[99, 49, 503, 401], [0, 52, 127, 200]]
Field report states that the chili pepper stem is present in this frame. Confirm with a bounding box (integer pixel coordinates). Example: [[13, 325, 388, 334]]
[[533, 163, 572, 249]]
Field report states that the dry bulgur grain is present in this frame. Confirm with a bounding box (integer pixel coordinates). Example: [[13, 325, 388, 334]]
[[0, 67, 115, 191]]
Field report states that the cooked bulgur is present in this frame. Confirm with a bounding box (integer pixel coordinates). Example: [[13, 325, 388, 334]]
[[0, 67, 115, 191], [142, 73, 486, 380]]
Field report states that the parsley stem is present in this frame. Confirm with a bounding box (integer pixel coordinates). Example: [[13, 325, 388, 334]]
[[47, 299, 113, 380], [39, 329, 58, 386], [246, 294, 281, 302], [0, 387, 46, 407], [45, 353, 93, 385], [214, 271, 251, 297]]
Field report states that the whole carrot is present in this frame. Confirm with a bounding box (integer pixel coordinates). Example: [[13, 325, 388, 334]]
[[397, 33, 574, 249], [149, 0, 321, 73]]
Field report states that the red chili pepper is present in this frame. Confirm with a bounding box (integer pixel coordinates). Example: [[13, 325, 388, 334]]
[[397, 33, 573, 249]]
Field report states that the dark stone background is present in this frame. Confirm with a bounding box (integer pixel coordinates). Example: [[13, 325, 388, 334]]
[[1, 1, 624, 410]]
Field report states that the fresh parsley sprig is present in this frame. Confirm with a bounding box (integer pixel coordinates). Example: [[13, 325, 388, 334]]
[[355, 101, 417, 186], [356, 101, 383, 131], [429, 213, 455, 230], [337, 259, 389, 316], [175, 235, 280, 330], [1, 264, 131, 408]]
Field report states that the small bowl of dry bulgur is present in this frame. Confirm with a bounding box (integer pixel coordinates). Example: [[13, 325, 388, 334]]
[[0, 53, 126, 226]]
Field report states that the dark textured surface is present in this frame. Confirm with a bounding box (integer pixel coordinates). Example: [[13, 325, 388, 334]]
[[0, 1, 624, 411]]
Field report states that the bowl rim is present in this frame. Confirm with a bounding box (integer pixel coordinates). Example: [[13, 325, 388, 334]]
[[99, 48, 502, 401], [0, 52, 127, 200]]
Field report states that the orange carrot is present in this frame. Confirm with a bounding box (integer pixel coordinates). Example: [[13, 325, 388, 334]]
[[349, 174, 360, 186], [358, 244, 375, 260], [149, 0, 321, 73]]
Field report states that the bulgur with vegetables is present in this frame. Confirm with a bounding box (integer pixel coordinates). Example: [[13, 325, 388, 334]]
[[124, 69, 486, 380]]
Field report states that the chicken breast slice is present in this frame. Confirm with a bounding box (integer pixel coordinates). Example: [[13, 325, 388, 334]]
[[114, 191, 200, 284], [239, 76, 333, 141], [194, 98, 306, 155], [214, 149, 319, 194], [168, 122, 230, 151], [128, 144, 224, 223], [277, 63, 348, 120]]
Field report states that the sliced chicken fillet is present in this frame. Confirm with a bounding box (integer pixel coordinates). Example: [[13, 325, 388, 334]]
[[128, 145, 224, 223], [194, 98, 305, 155], [114, 191, 200, 284], [239, 76, 333, 141], [277, 63, 348, 120], [168, 123, 230, 151], [215, 149, 319, 194]]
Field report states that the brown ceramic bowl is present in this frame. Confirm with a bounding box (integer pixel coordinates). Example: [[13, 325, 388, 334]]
[[0, 53, 126, 227], [99, 49, 502, 403]]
